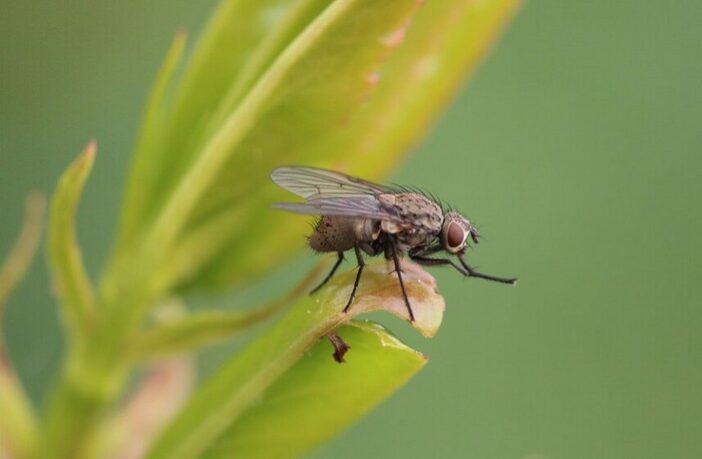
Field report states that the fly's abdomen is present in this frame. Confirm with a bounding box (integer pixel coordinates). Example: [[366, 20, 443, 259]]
[[309, 216, 379, 252]]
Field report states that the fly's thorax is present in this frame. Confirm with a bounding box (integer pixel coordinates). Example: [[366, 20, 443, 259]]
[[380, 193, 443, 230], [309, 216, 380, 252], [378, 193, 443, 230], [378, 192, 443, 249]]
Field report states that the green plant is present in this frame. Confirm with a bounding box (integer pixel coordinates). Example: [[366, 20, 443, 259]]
[[0, 1, 517, 458]]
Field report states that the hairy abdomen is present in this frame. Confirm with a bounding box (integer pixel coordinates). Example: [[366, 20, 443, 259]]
[[309, 216, 379, 252]]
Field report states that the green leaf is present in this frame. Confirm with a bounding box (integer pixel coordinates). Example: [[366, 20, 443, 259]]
[[169, 0, 520, 291], [203, 321, 425, 459], [146, 261, 444, 459], [48, 142, 97, 337]]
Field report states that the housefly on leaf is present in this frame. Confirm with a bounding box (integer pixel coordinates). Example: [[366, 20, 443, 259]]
[[271, 166, 517, 322]]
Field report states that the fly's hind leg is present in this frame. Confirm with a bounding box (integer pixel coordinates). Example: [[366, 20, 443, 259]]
[[343, 245, 366, 314], [310, 252, 345, 294]]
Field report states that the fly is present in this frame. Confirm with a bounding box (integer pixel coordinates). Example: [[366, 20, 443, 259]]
[[271, 166, 517, 323]]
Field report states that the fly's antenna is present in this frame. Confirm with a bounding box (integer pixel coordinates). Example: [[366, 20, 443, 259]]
[[473, 222, 488, 242]]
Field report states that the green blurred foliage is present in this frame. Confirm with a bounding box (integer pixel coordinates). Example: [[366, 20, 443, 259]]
[[1, 1, 701, 458]]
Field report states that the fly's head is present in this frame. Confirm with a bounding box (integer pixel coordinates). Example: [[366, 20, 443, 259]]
[[440, 211, 479, 254]]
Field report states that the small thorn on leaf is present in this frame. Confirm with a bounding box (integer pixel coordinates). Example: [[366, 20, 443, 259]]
[[327, 332, 350, 363]]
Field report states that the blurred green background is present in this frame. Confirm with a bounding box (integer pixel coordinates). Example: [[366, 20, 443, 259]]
[[1, 1, 701, 458]]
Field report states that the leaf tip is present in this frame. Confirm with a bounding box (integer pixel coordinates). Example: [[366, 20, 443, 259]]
[[72, 140, 97, 178], [68, 140, 97, 176], [84, 139, 97, 159], [172, 28, 189, 51]]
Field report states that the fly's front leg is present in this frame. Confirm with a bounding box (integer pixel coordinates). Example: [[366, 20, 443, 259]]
[[409, 244, 442, 258], [310, 252, 344, 294], [457, 253, 518, 285], [343, 244, 366, 314], [410, 253, 469, 277], [388, 239, 415, 322], [412, 249, 518, 285]]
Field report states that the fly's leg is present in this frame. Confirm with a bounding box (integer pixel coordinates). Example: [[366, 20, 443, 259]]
[[410, 254, 468, 276], [411, 251, 518, 285], [343, 245, 365, 314], [310, 252, 345, 294], [457, 254, 518, 285], [389, 240, 415, 322]]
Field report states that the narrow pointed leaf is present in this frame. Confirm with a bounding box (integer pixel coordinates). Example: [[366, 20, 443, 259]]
[[146, 261, 444, 459], [48, 142, 97, 336]]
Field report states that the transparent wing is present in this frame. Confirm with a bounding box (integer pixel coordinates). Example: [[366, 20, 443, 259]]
[[272, 197, 404, 223], [270, 166, 392, 200]]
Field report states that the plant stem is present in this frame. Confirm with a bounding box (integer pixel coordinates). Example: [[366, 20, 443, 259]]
[[40, 342, 125, 458], [39, 275, 156, 459]]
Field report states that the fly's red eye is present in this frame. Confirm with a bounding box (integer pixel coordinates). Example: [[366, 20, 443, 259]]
[[447, 223, 465, 249]]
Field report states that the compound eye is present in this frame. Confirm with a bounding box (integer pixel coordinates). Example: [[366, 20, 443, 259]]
[[447, 223, 465, 249]]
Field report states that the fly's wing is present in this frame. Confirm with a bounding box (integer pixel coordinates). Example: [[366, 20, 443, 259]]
[[271, 166, 403, 223], [270, 166, 392, 200], [272, 197, 403, 223]]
